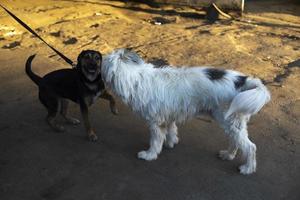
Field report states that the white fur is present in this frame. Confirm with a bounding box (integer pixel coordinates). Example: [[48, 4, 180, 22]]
[[102, 49, 271, 175]]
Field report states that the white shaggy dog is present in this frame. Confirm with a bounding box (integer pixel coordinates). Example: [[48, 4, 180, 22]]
[[102, 49, 271, 174]]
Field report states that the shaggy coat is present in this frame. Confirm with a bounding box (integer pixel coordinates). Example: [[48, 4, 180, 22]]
[[102, 49, 270, 174]]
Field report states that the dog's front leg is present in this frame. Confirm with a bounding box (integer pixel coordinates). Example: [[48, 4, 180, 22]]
[[138, 123, 166, 161], [79, 100, 97, 141], [100, 90, 118, 115]]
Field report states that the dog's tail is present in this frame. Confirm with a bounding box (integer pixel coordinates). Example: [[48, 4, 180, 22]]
[[225, 77, 271, 119], [25, 54, 42, 86]]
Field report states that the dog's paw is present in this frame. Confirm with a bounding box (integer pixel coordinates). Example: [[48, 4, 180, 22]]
[[87, 134, 98, 142], [238, 164, 256, 175], [137, 150, 157, 161], [218, 150, 236, 161], [164, 136, 179, 149], [66, 117, 80, 125], [110, 106, 119, 115], [52, 124, 65, 132]]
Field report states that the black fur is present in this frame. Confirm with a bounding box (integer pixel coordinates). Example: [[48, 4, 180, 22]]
[[26, 55, 42, 85], [25, 50, 118, 141], [205, 68, 226, 80], [234, 76, 248, 89]]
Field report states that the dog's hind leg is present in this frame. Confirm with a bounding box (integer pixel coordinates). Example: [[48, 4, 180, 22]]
[[60, 99, 80, 125], [165, 122, 179, 148], [138, 123, 167, 161], [46, 110, 65, 132], [223, 114, 256, 174], [219, 136, 238, 161], [212, 109, 238, 161], [39, 90, 65, 132]]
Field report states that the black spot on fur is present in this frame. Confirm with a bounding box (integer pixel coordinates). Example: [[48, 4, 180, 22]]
[[205, 68, 226, 80], [234, 76, 247, 89]]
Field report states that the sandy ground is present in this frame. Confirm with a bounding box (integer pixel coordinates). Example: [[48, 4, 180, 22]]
[[0, 0, 300, 199]]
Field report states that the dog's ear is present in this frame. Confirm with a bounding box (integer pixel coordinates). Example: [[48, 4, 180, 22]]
[[94, 51, 102, 62], [77, 50, 87, 68]]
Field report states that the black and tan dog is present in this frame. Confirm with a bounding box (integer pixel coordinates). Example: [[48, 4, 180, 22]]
[[25, 50, 118, 141]]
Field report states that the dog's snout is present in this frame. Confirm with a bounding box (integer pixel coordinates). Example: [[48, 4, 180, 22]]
[[91, 62, 100, 68]]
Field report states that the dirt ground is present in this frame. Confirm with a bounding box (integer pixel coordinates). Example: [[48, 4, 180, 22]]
[[0, 0, 299, 199]]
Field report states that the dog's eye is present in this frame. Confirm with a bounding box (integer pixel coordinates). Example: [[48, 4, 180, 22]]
[[95, 55, 101, 60]]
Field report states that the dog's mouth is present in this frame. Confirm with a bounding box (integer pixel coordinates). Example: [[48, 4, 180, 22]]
[[84, 65, 99, 74], [87, 68, 97, 73]]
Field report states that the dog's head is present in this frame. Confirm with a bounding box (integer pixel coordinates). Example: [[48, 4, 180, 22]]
[[77, 50, 102, 81]]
